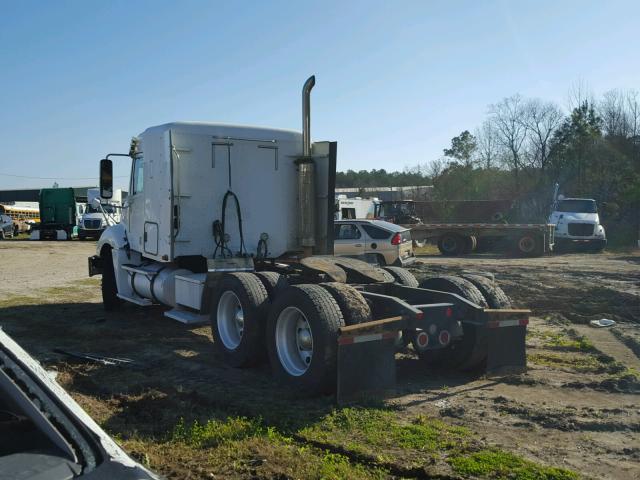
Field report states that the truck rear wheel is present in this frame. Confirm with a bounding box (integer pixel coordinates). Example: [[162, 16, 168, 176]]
[[462, 236, 477, 254], [514, 234, 543, 257], [320, 282, 371, 326], [461, 274, 512, 308], [437, 233, 464, 256], [382, 266, 419, 287], [254, 271, 288, 301], [101, 248, 121, 311], [267, 284, 344, 395], [211, 273, 269, 367], [415, 276, 488, 370]]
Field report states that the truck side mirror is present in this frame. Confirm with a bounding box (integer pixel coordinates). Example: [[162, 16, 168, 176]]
[[100, 159, 113, 199]]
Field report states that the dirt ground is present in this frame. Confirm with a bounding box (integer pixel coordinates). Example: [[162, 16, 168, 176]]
[[1, 240, 639, 479]]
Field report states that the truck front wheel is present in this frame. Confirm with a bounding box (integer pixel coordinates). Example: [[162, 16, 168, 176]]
[[267, 284, 345, 395], [101, 247, 121, 311], [211, 273, 269, 368]]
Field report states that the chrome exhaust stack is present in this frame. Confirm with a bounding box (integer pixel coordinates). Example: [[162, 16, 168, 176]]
[[298, 75, 316, 256]]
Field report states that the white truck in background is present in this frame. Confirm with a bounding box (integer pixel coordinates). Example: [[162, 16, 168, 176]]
[[549, 186, 606, 252], [78, 188, 123, 240], [334, 195, 378, 220]]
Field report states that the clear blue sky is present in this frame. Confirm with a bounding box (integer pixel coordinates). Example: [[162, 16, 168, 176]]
[[1, 0, 638, 190]]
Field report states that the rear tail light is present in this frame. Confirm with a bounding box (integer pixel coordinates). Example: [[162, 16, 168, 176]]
[[391, 233, 401, 245], [439, 330, 451, 345]]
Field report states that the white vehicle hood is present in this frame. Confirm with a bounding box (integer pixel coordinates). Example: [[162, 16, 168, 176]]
[[549, 212, 599, 224]]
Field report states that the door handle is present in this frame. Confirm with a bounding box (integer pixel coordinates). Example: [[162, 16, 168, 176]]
[[354, 243, 362, 247]]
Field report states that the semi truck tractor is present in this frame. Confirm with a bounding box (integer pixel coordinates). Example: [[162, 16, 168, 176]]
[[549, 196, 606, 252], [88, 76, 530, 399], [78, 188, 122, 240]]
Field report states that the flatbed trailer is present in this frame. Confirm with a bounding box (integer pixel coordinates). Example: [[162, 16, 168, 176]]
[[406, 222, 555, 256]]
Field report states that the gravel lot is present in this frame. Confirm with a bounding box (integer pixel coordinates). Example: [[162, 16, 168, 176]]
[[1, 240, 639, 479]]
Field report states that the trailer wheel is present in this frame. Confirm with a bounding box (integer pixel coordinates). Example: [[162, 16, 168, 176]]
[[461, 274, 512, 308], [382, 266, 419, 287], [379, 268, 396, 283], [514, 234, 543, 257], [415, 276, 488, 370], [267, 284, 344, 395], [462, 236, 477, 254], [320, 282, 371, 325], [211, 273, 270, 368], [437, 233, 464, 256], [254, 271, 288, 301], [101, 247, 121, 311]]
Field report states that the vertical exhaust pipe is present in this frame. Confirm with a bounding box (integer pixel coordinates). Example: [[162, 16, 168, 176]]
[[302, 75, 315, 157], [298, 75, 316, 255]]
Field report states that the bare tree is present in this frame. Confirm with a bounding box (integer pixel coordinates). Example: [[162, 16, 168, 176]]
[[488, 95, 528, 192], [600, 89, 629, 137], [474, 120, 499, 169], [521, 99, 564, 172], [426, 157, 445, 181], [567, 79, 594, 111], [626, 89, 640, 140]]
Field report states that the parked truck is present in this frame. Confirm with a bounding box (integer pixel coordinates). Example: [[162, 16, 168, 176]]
[[88, 77, 529, 399], [334, 195, 378, 220], [376, 200, 554, 257], [549, 190, 606, 252], [78, 188, 122, 240], [30, 188, 77, 240]]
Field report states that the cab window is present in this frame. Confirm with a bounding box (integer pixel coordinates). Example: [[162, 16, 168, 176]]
[[334, 224, 361, 240], [131, 155, 144, 195]]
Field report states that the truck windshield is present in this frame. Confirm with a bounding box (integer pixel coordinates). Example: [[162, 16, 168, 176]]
[[86, 204, 116, 214], [557, 200, 597, 213], [380, 202, 414, 216]]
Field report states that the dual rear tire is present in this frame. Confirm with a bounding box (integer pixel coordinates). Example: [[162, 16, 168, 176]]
[[211, 273, 373, 395]]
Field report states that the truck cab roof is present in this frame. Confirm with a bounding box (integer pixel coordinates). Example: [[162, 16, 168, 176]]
[[140, 122, 302, 143]]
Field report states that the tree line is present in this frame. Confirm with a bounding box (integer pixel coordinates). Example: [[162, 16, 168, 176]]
[[336, 86, 640, 244]]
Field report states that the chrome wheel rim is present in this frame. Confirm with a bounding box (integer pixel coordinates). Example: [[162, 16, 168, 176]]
[[275, 306, 313, 376], [217, 291, 244, 350]]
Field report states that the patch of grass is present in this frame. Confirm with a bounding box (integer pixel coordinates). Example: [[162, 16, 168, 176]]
[[299, 407, 469, 463], [528, 351, 625, 374], [126, 416, 388, 479], [0, 295, 40, 308], [170, 416, 266, 448], [533, 330, 596, 353], [449, 449, 578, 480], [298, 407, 577, 478], [414, 243, 439, 255]]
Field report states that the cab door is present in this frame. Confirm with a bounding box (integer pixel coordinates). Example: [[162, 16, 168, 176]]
[[333, 223, 365, 258], [125, 154, 145, 252]]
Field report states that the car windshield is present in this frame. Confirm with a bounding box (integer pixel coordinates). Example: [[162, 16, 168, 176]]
[[557, 200, 597, 213]]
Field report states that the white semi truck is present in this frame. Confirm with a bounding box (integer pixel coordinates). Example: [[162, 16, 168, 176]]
[[334, 195, 378, 220], [78, 188, 122, 240], [88, 77, 530, 398], [549, 196, 606, 252]]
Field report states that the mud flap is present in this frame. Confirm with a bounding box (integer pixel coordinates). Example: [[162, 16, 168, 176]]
[[336, 332, 396, 404], [486, 326, 527, 372]]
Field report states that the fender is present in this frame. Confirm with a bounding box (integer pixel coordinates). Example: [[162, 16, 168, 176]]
[[96, 223, 129, 256]]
